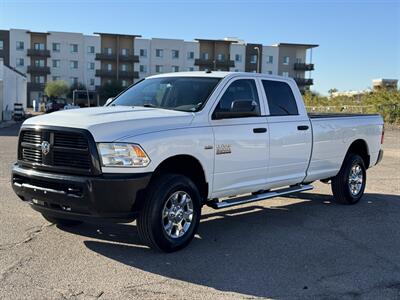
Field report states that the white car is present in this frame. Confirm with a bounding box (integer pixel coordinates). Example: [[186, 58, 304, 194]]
[[12, 72, 384, 252]]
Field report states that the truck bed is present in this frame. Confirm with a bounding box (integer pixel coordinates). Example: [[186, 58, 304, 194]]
[[309, 113, 380, 119]]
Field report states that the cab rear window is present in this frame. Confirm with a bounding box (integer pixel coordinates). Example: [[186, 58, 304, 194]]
[[262, 80, 298, 116]]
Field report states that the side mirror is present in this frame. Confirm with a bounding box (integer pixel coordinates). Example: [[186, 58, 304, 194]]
[[213, 99, 259, 120], [104, 97, 114, 106]]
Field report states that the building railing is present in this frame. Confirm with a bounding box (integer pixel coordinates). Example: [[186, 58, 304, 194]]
[[27, 66, 50, 74], [95, 69, 117, 77], [119, 70, 139, 78], [294, 78, 314, 85], [119, 54, 139, 63], [27, 49, 51, 57], [194, 58, 235, 68], [294, 63, 314, 71], [95, 69, 139, 78], [95, 53, 117, 60], [27, 82, 46, 90]]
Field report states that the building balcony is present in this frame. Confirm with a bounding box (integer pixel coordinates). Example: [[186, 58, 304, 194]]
[[27, 82, 46, 91], [95, 53, 117, 60], [194, 58, 235, 68], [95, 69, 117, 77], [27, 66, 50, 75], [294, 63, 314, 71], [119, 70, 139, 78], [294, 78, 314, 86], [119, 54, 139, 63], [27, 49, 51, 57]]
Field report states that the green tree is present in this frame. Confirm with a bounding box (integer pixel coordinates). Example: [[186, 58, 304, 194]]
[[44, 80, 69, 99], [328, 88, 338, 97], [99, 80, 124, 104]]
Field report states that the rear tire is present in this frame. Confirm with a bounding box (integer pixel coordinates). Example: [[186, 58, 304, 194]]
[[42, 214, 83, 227], [137, 173, 201, 252], [331, 154, 366, 205]]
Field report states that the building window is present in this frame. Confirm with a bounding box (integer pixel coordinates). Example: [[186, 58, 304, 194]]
[[52, 76, 61, 81], [35, 59, 45, 67], [187, 51, 194, 59], [267, 56, 273, 64], [90, 78, 95, 86], [16, 58, 24, 67], [172, 66, 179, 72], [88, 62, 95, 70], [122, 80, 128, 87], [34, 43, 45, 50], [16, 41, 24, 50], [52, 43, 60, 52], [235, 54, 242, 62], [0, 40, 4, 50], [217, 53, 225, 61], [87, 46, 95, 54], [121, 48, 129, 56], [121, 64, 127, 71], [70, 77, 78, 85], [201, 52, 209, 60], [155, 49, 163, 57], [187, 67, 194, 71], [282, 71, 289, 77], [106, 79, 112, 84], [34, 76, 45, 84], [234, 69, 239, 72], [70, 44, 78, 53], [268, 71, 273, 75], [140, 49, 147, 57], [70, 60, 78, 69], [172, 50, 179, 59], [139, 65, 147, 73], [250, 55, 257, 64], [104, 48, 112, 55], [52, 59, 60, 68], [283, 56, 290, 65], [106, 63, 112, 71], [155, 65, 163, 73]]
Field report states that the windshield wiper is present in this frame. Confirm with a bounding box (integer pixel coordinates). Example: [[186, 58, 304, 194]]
[[142, 103, 158, 108]]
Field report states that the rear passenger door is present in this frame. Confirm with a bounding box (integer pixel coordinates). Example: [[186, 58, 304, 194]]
[[261, 79, 312, 187]]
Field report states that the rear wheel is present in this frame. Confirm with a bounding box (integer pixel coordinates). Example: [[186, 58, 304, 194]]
[[137, 173, 201, 252], [42, 214, 83, 227], [331, 154, 366, 204]]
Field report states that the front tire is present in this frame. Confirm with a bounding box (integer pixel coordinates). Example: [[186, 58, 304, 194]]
[[42, 214, 83, 227], [331, 154, 366, 205], [137, 173, 201, 252]]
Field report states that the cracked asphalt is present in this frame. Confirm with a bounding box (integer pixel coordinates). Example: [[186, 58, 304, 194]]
[[0, 123, 399, 300]]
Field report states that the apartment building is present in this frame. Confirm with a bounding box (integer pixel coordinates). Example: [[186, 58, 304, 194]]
[[276, 43, 318, 92], [94, 32, 141, 88], [0, 28, 318, 107]]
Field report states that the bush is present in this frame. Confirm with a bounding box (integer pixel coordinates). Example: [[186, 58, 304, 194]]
[[304, 90, 400, 125], [44, 81, 69, 99]]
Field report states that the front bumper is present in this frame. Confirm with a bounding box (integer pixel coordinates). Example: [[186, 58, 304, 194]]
[[11, 164, 151, 223]]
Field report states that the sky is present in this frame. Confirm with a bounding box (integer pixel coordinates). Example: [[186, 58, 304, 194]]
[[0, 0, 399, 95]]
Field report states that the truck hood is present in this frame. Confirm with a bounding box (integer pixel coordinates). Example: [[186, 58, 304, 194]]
[[22, 106, 194, 141]]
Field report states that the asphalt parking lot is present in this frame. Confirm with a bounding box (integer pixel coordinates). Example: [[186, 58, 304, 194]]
[[0, 123, 399, 300]]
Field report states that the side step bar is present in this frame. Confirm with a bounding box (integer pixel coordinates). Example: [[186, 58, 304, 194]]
[[207, 184, 313, 209]]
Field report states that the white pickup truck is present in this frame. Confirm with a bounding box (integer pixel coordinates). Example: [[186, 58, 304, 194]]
[[12, 72, 384, 252]]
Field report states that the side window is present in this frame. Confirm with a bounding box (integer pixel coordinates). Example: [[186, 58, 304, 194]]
[[262, 80, 298, 116], [214, 79, 261, 118]]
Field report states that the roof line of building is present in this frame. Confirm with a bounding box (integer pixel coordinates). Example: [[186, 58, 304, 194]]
[[275, 43, 319, 48], [93, 32, 142, 38]]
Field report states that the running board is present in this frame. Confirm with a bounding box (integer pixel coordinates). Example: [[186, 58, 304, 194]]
[[207, 184, 313, 209]]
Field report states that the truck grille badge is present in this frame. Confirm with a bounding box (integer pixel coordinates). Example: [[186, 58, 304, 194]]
[[41, 141, 50, 156]]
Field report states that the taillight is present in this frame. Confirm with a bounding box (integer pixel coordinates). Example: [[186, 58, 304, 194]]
[[381, 126, 384, 144]]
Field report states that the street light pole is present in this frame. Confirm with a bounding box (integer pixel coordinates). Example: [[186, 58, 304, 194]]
[[254, 46, 260, 73]]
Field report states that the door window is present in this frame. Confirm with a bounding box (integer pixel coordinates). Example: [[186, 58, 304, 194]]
[[262, 80, 298, 116], [213, 79, 261, 118]]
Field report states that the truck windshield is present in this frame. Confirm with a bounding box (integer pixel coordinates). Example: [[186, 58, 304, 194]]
[[110, 77, 221, 112]]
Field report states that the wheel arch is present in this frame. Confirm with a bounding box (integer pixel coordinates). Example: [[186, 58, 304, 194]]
[[345, 139, 370, 169]]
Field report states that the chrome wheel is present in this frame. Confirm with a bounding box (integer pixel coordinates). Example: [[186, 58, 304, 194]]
[[348, 164, 363, 196], [162, 191, 194, 239]]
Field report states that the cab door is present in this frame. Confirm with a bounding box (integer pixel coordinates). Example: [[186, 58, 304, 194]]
[[210, 77, 269, 198], [261, 79, 312, 188]]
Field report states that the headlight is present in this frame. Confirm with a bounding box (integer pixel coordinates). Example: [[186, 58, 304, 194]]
[[97, 143, 150, 167]]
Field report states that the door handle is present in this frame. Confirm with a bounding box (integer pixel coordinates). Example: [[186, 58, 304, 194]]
[[297, 125, 309, 131], [253, 128, 267, 133]]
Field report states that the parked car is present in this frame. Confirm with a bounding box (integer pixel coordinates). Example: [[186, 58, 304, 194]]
[[45, 98, 67, 113], [12, 72, 384, 252]]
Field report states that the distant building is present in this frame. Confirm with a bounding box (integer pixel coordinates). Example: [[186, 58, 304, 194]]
[[0, 58, 27, 121], [372, 79, 398, 91], [0, 28, 319, 106]]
